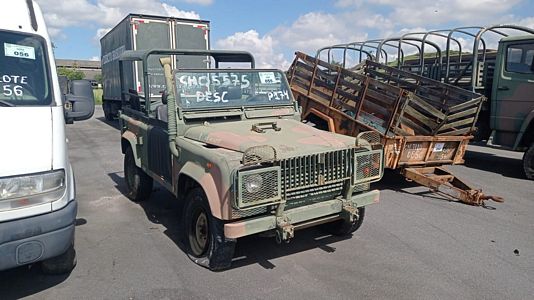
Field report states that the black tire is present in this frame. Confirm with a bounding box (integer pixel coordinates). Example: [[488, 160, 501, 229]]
[[124, 147, 153, 201], [324, 207, 365, 236], [523, 143, 534, 180], [41, 243, 77, 275], [103, 101, 113, 121], [183, 188, 235, 271]]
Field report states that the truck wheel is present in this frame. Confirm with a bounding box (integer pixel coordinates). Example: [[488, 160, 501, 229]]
[[103, 102, 113, 121], [41, 243, 77, 275], [183, 188, 235, 271], [523, 143, 534, 180], [124, 147, 153, 201], [324, 207, 365, 236]]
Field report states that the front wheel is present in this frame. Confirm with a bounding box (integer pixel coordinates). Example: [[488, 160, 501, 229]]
[[124, 147, 153, 201], [323, 207, 365, 236], [523, 143, 534, 180], [183, 188, 235, 270]]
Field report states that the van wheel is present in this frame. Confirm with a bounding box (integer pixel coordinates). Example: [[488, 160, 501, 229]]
[[41, 244, 77, 275], [183, 188, 235, 271], [124, 147, 153, 201], [324, 207, 365, 236], [523, 143, 534, 180]]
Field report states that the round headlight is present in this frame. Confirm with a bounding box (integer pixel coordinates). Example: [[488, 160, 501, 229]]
[[245, 174, 263, 193]]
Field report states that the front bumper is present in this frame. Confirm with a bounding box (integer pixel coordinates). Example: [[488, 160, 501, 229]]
[[224, 189, 379, 239], [0, 200, 77, 271]]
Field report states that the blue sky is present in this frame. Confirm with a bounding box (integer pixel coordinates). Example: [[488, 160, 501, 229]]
[[35, 0, 534, 68]]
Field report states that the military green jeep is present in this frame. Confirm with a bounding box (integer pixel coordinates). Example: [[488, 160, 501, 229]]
[[118, 49, 383, 270]]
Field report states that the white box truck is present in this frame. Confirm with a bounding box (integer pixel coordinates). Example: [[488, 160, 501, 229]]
[[0, 0, 94, 273]]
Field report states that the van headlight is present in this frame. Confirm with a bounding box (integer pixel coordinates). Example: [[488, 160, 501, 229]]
[[237, 167, 281, 209], [0, 170, 66, 211]]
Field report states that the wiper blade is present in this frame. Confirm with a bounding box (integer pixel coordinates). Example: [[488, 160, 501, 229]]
[[0, 100, 15, 107]]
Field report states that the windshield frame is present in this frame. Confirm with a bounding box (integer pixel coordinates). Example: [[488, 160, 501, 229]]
[[0, 29, 55, 107], [171, 68, 295, 112]]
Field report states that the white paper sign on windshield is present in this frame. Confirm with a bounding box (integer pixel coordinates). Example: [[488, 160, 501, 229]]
[[258, 72, 278, 84], [4, 43, 36, 60]]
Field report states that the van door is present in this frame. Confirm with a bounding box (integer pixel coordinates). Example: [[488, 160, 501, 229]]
[[491, 40, 534, 148]]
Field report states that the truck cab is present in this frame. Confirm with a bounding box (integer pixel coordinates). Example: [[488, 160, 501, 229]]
[[0, 0, 94, 273], [118, 49, 383, 270], [490, 35, 534, 178]]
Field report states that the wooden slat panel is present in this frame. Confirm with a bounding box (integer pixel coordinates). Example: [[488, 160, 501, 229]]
[[438, 117, 475, 131], [400, 117, 431, 135], [403, 106, 439, 129], [408, 94, 446, 120], [436, 127, 472, 136], [447, 107, 479, 121]]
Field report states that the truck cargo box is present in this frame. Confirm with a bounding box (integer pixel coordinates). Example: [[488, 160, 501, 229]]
[[100, 14, 209, 120]]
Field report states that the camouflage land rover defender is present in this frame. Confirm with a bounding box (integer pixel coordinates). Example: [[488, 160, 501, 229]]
[[118, 49, 383, 270]]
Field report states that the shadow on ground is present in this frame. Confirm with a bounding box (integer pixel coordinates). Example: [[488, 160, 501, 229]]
[[96, 117, 120, 130], [107, 171, 354, 270], [464, 148, 525, 180], [0, 266, 71, 300]]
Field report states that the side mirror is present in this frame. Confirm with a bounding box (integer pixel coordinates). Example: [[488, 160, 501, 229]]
[[64, 80, 95, 123]]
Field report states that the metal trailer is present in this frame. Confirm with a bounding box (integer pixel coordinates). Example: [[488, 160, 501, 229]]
[[100, 14, 210, 120], [318, 24, 534, 179], [288, 52, 503, 206]]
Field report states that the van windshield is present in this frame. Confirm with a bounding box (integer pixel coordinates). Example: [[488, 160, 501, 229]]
[[0, 31, 52, 106], [174, 70, 293, 110]]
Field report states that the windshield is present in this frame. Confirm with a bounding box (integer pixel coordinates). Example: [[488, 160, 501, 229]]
[[174, 70, 293, 110], [0, 30, 52, 106]]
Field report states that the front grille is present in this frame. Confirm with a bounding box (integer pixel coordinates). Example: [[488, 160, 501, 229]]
[[279, 148, 356, 194], [284, 182, 345, 209], [232, 206, 269, 219]]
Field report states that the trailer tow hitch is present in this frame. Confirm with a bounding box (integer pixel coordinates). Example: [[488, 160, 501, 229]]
[[402, 167, 504, 206]]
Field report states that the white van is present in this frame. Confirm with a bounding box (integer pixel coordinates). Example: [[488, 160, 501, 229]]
[[0, 0, 94, 273]]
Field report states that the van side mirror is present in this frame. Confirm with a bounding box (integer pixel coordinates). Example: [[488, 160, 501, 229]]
[[64, 80, 95, 123]]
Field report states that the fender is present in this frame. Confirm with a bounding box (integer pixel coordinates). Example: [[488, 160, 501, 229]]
[[179, 161, 230, 220], [513, 109, 534, 150], [121, 130, 141, 167]]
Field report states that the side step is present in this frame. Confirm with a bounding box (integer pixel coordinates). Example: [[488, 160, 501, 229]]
[[402, 167, 504, 206]]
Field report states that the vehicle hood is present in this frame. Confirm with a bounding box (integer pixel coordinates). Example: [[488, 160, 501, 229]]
[[0, 107, 53, 176], [183, 118, 356, 158]]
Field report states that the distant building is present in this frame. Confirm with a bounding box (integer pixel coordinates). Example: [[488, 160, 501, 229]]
[[55, 59, 101, 83]]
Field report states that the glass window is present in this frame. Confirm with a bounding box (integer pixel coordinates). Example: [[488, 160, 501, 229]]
[[174, 70, 293, 110], [505, 43, 534, 74], [0, 30, 52, 106]]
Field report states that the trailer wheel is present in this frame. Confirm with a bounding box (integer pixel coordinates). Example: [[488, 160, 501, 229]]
[[183, 188, 235, 271], [41, 243, 77, 274], [124, 147, 153, 201], [324, 207, 365, 236], [523, 143, 534, 180]]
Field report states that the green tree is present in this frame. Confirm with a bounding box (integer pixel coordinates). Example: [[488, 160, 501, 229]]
[[94, 73, 103, 84], [57, 66, 85, 80]]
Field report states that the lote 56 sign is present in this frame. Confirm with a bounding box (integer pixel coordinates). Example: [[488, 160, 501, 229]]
[[1, 75, 29, 97]]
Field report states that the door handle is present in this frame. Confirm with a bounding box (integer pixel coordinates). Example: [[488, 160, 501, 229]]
[[497, 86, 509, 91]]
